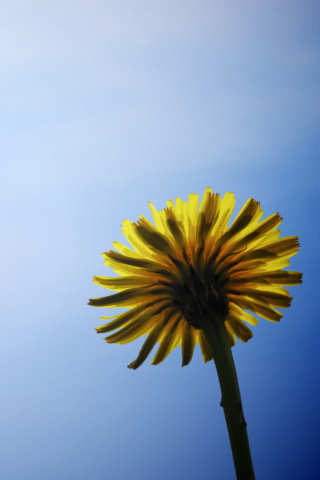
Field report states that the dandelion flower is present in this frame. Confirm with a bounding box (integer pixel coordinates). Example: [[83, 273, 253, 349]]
[[89, 188, 301, 369], [89, 188, 301, 479]]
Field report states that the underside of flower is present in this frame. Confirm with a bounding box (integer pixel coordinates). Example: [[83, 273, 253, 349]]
[[165, 248, 229, 329], [89, 188, 302, 369]]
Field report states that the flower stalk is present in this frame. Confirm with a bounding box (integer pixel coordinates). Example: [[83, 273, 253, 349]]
[[199, 312, 255, 480]]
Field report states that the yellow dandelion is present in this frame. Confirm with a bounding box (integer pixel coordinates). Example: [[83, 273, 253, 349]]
[[89, 188, 301, 369], [89, 188, 301, 480]]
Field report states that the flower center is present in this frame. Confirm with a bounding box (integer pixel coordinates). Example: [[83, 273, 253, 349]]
[[169, 250, 229, 329]]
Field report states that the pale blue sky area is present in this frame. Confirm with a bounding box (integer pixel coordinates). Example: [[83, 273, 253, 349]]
[[0, 2, 319, 479]]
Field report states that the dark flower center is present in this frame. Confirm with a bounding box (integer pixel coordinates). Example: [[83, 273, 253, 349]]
[[168, 249, 229, 329], [179, 278, 229, 329]]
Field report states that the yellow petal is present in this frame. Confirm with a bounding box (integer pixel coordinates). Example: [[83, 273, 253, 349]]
[[259, 236, 300, 258], [227, 270, 302, 287], [225, 323, 236, 347], [210, 192, 235, 242], [225, 212, 283, 255], [198, 191, 220, 245], [105, 309, 157, 344], [220, 198, 263, 245], [112, 241, 141, 259], [229, 295, 283, 322], [93, 275, 153, 291], [225, 256, 291, 277], [88, 287, 149, 308], [121, 220, 156, 260], [95, 303, 150, 333], [174, 196, 183, 218], [166, 217, 186, 251], [240, 311, 259, 326], [257, 271, 302, 286], [151, 315, 182, 365], [148, 202, 167, 234], [229, 302, 259, 326], [135, 224, 175, 256], [245, 288, 292, 308], [103, 250, 159, 272], [198, 330, 213, 362], [181, 321, 196, 367], [127, 318, 167, 369], [227, 314, 253, 342], [187, 193, 199, 245]]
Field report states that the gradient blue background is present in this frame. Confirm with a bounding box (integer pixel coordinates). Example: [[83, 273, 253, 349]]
[[1, 1, 319, 479]]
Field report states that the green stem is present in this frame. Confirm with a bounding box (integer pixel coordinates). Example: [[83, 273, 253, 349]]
[[198, 311, 255, 480]]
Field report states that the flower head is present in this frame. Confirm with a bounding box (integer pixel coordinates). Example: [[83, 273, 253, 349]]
[[89, 188, 301, 369]]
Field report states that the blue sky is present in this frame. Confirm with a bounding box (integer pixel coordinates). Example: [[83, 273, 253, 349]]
[[1, 1, 319, 479]]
